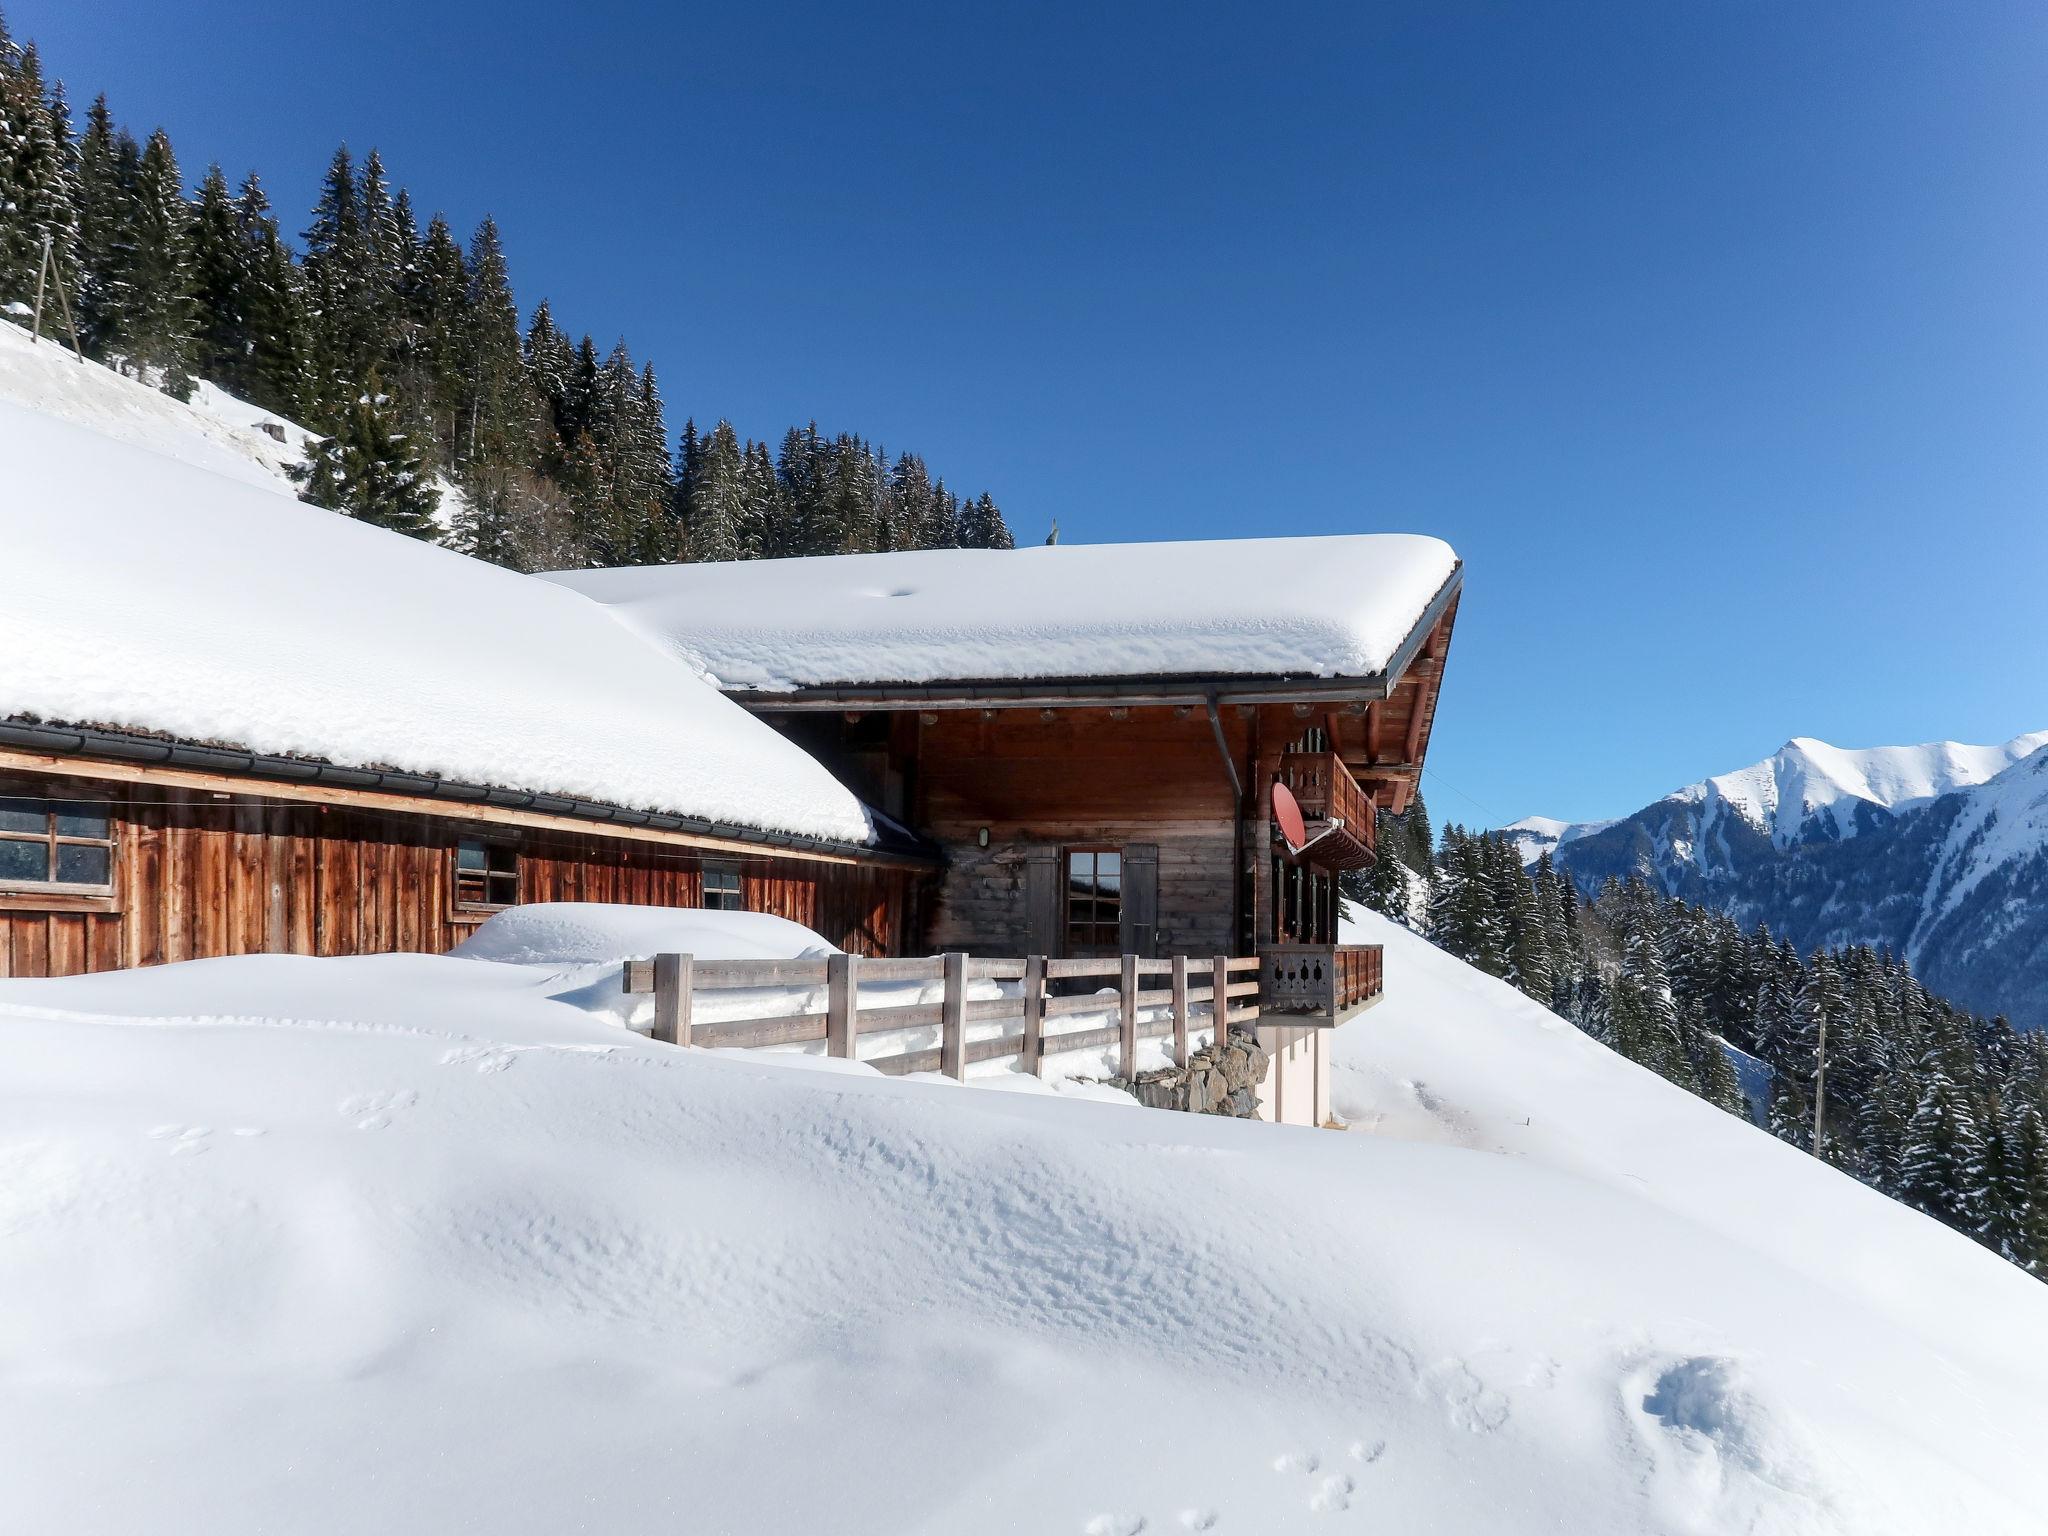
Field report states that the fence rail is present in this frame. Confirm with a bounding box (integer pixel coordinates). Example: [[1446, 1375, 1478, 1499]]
[[622, 943, 1382, 1084]]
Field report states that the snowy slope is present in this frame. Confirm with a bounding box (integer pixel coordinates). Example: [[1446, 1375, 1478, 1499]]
[[545, 536, 1461, 689], [1906, 746, 2048, 1002], [0, 315, 469, 530], [0, 318, 309, 491], [1, 918, 2044, 1532], [0, 402, 876, 845]]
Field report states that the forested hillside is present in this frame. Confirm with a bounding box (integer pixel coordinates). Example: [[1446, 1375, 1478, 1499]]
[[0, 11, 1014, 569], [1349, 802, 2048, 1279]]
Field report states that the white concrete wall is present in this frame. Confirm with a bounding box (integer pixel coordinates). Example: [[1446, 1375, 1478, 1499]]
[[1254, 1023, 1330, 1127]]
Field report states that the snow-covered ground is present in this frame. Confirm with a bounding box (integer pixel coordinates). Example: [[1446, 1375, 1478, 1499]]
[[1, 907, 2043, 1534], [0, 314, 471, 542]]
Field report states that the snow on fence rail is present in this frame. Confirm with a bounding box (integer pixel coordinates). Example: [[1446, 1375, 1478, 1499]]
[[621, 944, 1382, 1082]]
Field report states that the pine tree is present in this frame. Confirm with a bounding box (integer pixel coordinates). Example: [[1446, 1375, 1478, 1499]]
[[0, 37, 77, 308], [300, 144, 377, 419], [71, 93, 131, 354], [1898, 1046, 1989, 1230], [121, 127, 197, 397], [289, 374, 442, 538], [684, 419, 746, 562], [456, 215, 531, 469], [230, 173, 306, 414]]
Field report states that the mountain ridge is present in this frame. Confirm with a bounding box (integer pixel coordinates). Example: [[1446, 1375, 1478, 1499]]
[[1501, 731, 2048, 1027]]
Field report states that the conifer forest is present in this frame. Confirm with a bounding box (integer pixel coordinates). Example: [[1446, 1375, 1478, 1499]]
[[0, 13, 1015, 567]]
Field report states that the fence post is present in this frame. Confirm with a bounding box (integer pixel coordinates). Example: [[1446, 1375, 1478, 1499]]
[[941, 951, 968, 1081], [827, 952, 858, 1059], [1119, 952, 1138, 1079], [1212, 955, 1231, 1048], [1022, 954, 1046, 1076], [654, 952, 692, 1046], [1171, 954, 1189, 1065]]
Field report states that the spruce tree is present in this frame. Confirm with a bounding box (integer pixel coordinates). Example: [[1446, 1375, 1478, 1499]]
[[121, 127, 197, 397], [456, 216, 531, 469], [301, 144, 375, 419], [0, 38, 77, 308], [684, 419, 746, 562], [289, 373, 442, 538]]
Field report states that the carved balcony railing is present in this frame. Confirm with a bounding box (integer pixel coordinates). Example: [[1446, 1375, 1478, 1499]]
[[1275, 751, 1377, 870], [1259, 942, 1385, 1022]]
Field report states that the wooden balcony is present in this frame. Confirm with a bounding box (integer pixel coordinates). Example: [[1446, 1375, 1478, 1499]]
[[1259, 943, 1385, 1022], [1276, 751, 1377, 870]]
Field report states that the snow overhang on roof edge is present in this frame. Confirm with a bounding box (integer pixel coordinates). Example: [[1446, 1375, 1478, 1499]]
[[720, 562, 1465, 710], [0, 719, 941, 868]]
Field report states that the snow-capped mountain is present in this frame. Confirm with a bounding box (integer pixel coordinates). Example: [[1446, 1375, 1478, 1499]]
[[1498, 814, 1615, 865], [1506, 732, 2048, 1028]]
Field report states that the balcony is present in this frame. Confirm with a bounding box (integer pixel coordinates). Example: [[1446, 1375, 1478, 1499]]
[[1259, 943, 1385, 1022], [1275, 751, 1377, 871]]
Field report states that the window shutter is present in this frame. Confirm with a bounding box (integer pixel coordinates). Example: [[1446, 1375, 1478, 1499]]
[[1120, 842, 1159, 957], [1024, 848, 1060, 955]]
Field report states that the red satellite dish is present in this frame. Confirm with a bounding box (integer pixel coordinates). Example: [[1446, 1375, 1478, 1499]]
[[1272, 781, 1309, 852]]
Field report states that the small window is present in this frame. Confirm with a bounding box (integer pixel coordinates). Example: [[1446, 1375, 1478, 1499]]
[[702, 860, 743, 911], [0, 795, 116, 894], [454, 838, 519, 910], [1065, 847, 1121, 956]]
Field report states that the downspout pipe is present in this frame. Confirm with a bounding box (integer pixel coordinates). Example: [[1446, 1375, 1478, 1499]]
[[1208, 696, 1247, 954]]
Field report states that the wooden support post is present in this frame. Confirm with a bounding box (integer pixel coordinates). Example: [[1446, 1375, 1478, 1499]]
[[827, 952, 858, 1059], [31, 234, 49, 344], [1119, 952, 1138, 1079], [941, 951, 968, 1081], [653, 952, 692, 1047], [1171, 954, 1190, 1065], [1022, 954, 1046, 1076], [1212, 955, 1231, 1047]]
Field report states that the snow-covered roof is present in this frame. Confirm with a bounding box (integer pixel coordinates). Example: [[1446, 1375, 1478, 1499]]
[[0, 399, 876, 848], [546, 535, 1461, 693]]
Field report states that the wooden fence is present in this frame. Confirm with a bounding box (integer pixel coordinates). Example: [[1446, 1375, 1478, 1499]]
[[621, 941, 1385, 1084], [623, 951, 1266, 1081]]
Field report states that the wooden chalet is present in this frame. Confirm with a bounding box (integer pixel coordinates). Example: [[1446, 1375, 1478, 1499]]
[[0, 420, 931, 980], [8, 413, 1462, 1125], [555, 534, 1464, 1123]]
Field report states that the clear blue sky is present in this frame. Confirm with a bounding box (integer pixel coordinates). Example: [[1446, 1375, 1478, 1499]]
[[17, 0, 2048, 826]]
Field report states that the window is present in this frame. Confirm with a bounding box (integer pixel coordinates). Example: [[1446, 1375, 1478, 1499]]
[[702, 860, 743, 911], [0, 795, 115, 894], [1065, 847, 1121, 956], [453, 838, 519, 910]]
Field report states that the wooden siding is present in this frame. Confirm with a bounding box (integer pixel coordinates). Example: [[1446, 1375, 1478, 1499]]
[[888, 706, 1249, 959], [0, 766, 917, 979]]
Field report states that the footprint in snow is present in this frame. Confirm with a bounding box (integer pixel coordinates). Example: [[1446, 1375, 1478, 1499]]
[[440, 1045, 517, 1074], [338, 1089, 418, 1130], [1176, 1510, 1217, 1531], [1083, 1516, 1146, 1536], [1272, 1450, 1319, 1475], [1309, 1475, 1354, 1514], [149, 1125, 212, 1155], [1348, 1438, 1386, 1465]]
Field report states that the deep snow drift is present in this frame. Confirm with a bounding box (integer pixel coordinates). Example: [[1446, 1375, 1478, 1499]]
[[2, 912, 2044, 1533], [546, 535, 1461, 689]]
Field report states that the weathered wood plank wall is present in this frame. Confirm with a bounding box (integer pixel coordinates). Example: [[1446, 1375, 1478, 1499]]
[[0, 769, 915, 979]]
